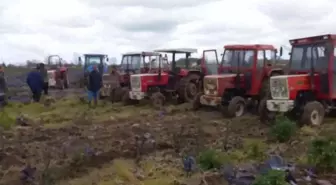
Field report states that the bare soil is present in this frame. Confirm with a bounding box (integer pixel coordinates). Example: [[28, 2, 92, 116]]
[[1, 102, 335, 185]]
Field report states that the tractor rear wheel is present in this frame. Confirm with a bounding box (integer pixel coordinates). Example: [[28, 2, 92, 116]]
[[300, 101, 325, 126], [192, 92, 203, 110], [227, 96, 245, 117], [64, 78, 69, 89], [112, 87, 123, 102], [179, 74, 201, 103], [258, 98, 276, 124], [121, 88, 131, 105], [151, 92, 165, 109]]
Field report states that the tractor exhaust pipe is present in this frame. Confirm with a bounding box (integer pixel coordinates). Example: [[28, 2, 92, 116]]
[[158, 54, 162, 80]]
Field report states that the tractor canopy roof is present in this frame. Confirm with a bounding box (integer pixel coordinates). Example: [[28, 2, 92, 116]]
[[154, 48, 197, 54], [122, 51, 161, 56], [289, 34, 336, 45], [224, 44, 276, 50], [83, 54, 107, 57]]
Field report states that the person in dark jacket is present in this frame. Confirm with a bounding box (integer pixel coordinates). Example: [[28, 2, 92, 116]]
[[26, 65, 44, 102], [87, 65, 102, 107], [39, 63, 49, 95], [0, 66, 7, 105]]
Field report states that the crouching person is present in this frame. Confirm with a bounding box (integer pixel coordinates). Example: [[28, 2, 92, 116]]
[[87, 65, 102, 108], [26, 65, 44, 102]]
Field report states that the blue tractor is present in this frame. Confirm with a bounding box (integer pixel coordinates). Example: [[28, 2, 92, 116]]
[[78, 54, 109, 88]]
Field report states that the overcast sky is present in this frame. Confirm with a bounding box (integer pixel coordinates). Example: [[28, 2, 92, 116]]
[[0, 0, 335, 64]]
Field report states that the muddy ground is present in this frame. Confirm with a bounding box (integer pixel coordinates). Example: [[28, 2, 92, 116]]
[[1, 98, 336, 185], [1, 66, 335, 185]]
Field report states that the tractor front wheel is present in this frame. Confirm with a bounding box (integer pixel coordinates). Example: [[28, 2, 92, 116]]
[[151, 92, 165, 109], [227, 96, 245, 117], [258, 98, 276, 124], [300, 101, 325, 126]]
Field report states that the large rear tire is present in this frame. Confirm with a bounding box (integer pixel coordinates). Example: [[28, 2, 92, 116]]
[[179, 74, 201, 103], [121, 88, 131, 105], [300, 101, 325, 126], [112, 87, 123, 102], [227, 96, 245, 117], [192, 93, 203, 110], [258, 98, 276, 124], [151, 92, 165, 109]]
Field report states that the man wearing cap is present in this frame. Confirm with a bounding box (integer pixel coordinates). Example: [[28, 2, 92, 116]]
[[87, 65, 102, 107]]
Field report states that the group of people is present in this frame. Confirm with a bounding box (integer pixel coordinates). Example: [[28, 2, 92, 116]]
[[26, 63, 103, 107], [26, 63, 49, 102], [0, 62, 104, 107]]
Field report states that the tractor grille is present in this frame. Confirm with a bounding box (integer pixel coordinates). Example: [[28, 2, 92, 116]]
[[131, 76, 141, 91], [270, 77, 289, 99], [203, 77, 218, 95]]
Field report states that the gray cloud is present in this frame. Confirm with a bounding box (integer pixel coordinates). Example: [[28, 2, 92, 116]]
[[118, 19, 179, 33], [83, 0, 222, 9], [1, 0, 336, 64]]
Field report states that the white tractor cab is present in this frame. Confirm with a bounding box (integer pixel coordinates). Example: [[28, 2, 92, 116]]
[[46, 55, 69, 89]]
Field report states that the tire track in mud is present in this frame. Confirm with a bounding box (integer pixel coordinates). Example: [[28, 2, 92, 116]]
[[0, 108, 267, 185], [0, 110, 189, 184]]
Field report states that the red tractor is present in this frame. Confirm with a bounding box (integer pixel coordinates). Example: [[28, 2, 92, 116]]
[[110, 51, 162, 102], [259, 34, 336, 126], [193, 45, 285, 117], [46, 55, 69, 89], [127, 48, 214, 107]]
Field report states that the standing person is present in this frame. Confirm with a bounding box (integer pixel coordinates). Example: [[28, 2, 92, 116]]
[[87, 65, 102, 107], [39, 63, 49, 95], [26, 65, 44, 102], [0, 66, 8, 105]]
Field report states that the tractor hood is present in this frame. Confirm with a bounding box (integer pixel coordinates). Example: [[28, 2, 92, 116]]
[[130, 73, 168, 92], [270, 74, 312, 100], [203, 74, 241, 96]]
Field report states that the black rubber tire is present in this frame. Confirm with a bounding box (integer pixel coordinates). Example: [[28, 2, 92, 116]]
[[121, 88, 131, 105], [227, 96, 245, 117], [179, 73, 201, 103], [258, 98, 276, 124], [112, 87, 123, 102], [300, 101, 325, 126], [192, 92, 203, 110], [64, 78, 69, 89], [151, 92, 165, 109], [109, 88, 116, 103]]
